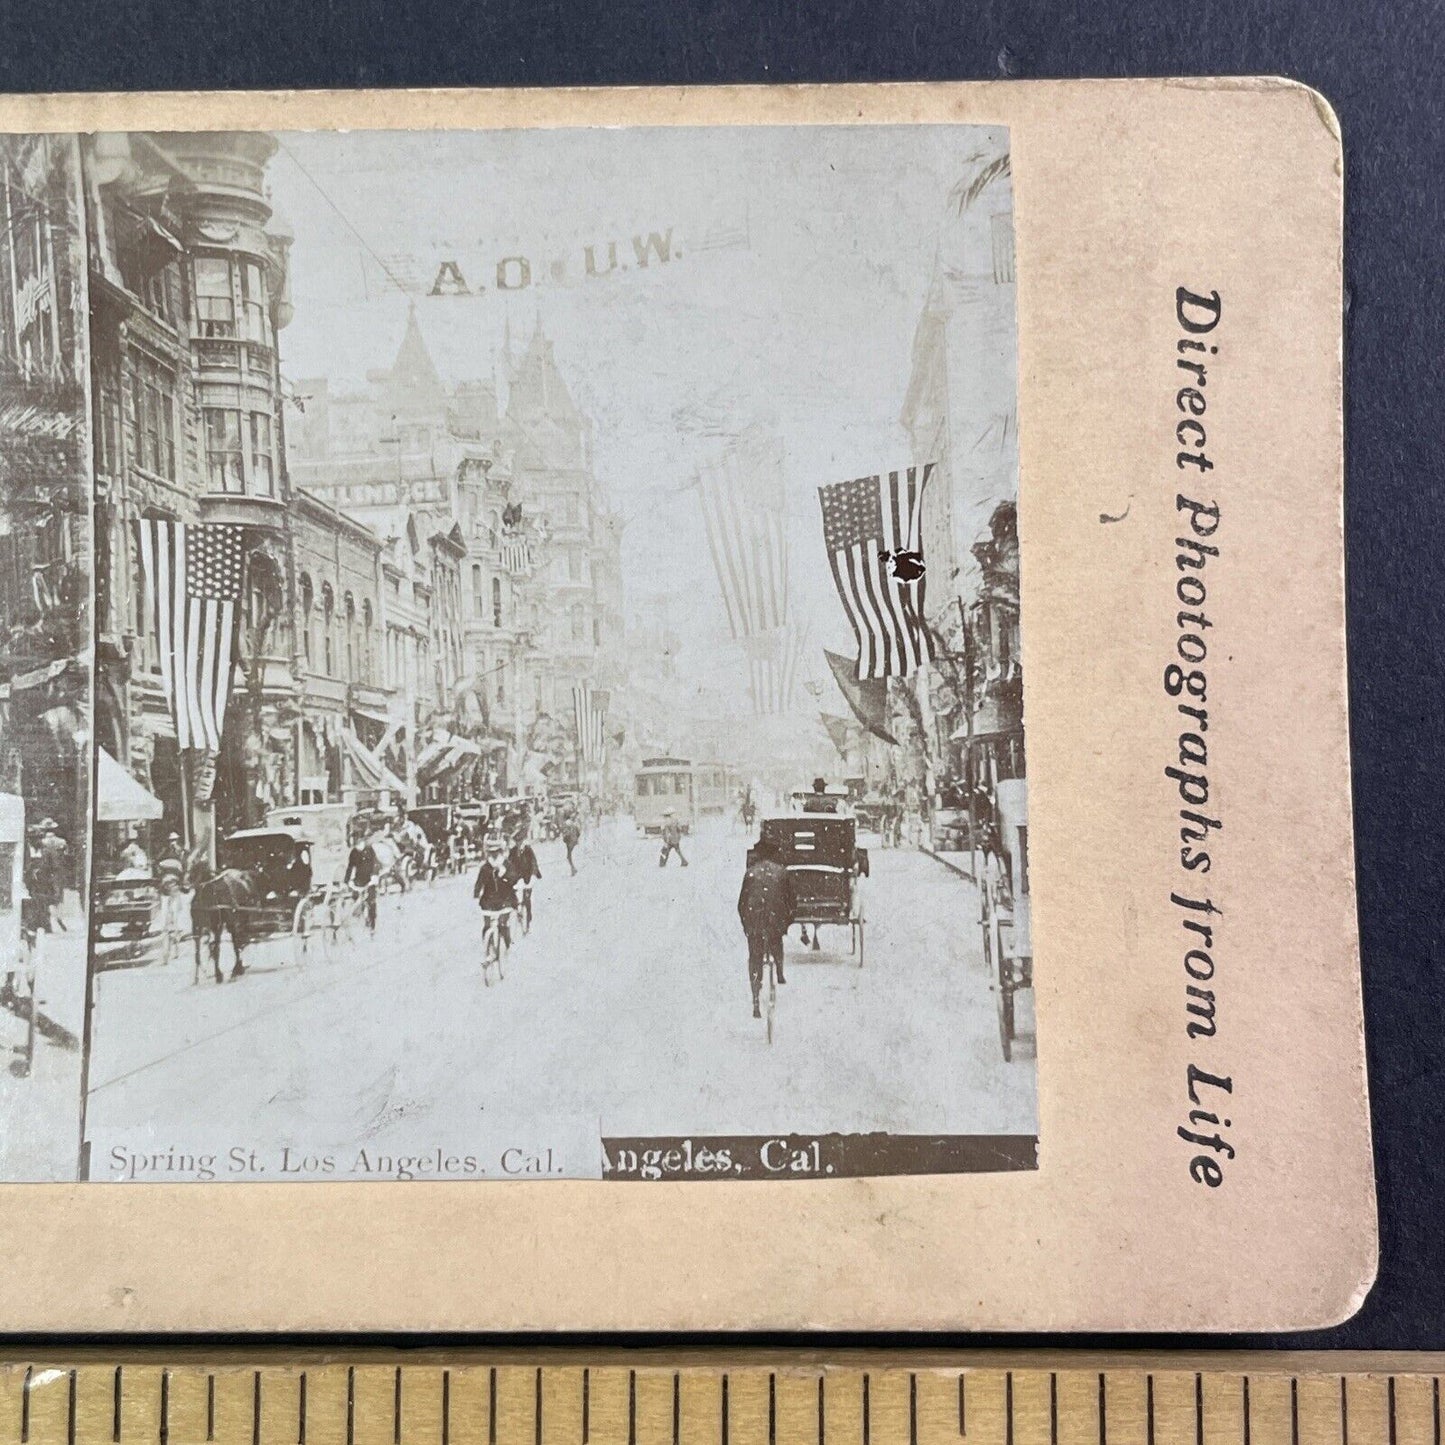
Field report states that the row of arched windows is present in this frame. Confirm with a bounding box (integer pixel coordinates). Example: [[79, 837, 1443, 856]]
[[297, 572, 377, 684]]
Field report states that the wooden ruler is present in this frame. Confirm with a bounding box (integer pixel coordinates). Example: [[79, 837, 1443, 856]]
[[0, 1356, 1441, 1445]]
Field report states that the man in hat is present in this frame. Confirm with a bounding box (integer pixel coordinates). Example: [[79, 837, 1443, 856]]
[[473, 836, 517, 951], [737, 837, 796, 1018], [344, 827, 381, 933], [658, 809, 689, 868], [505, 826, 542, 932]]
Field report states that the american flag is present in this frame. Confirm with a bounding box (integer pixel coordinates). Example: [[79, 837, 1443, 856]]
[[136, 519, 245, 751], [500, 537, 532, 574], [818, 466, 934, 680], [695, 430, 788, 640], [573, 681, 608, 767]]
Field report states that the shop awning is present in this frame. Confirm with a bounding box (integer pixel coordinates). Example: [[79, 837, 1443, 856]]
[[341, 726, 406, 796], [97, 747, 163, 823]]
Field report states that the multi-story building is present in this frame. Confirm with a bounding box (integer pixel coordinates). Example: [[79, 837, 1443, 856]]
[[288, 311, 625, 797], [85, 130, 294, 846], [0, 134, 92, 878], [899, 135, 1022, 821]]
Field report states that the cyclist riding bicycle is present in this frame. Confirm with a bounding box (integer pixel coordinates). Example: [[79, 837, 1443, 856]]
[[344, 831, 381, 932], [473, 838, 516, 959], [505, 829, 541, 932]]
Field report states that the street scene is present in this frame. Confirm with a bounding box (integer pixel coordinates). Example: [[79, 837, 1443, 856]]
[[0, 120, 1034, 1180], [84, 813, 1033, 1180]]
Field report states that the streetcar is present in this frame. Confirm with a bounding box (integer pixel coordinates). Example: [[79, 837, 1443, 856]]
[[633, 757, 697, 834]]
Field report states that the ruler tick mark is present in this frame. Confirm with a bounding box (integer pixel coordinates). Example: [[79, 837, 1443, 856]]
[[395, 1367, 403, 1445], [489, 1368, 497, 1445], [582, 1368, 590, 1445], [1389, 1379, 1398, 1445], [299, 1372, 308, 1445], [910, 1375, 917, 1445], [160, 1371, 170, 1445], [68, 1369, 78, 1445], [1243, 1378, 1251, 1445], [1433, 1378, 1441, 1445], [441, 1371, 450, 1445], [1006, 1373, 1014, 1445], [536, 1368, 544, 1445], [1049, 1374, 1058, 1445], [770, 1374, 778, 1445], [722, 1374, 730, 1445], [629, 1370, 638, 1445], [1147, 1376, 1155, 1445], [819, 1376, 826, 1445], [348, 1367, 356, 1445], [1291, 1380, 1299, 1445], [673, 1373, 681, 1445], [254, 1372, 262, 1445], [959, 1375, 967, 1437], [21, 1364, 31, 1444], [205, 1374, 214, 1444], [1341, 1377, 1349, 1445], [1198, 1374, 1205, 1445], [115, 1368, 125, 1444], [863, 1374, 871, 1445], [1098, 1374, 1107, 1445]]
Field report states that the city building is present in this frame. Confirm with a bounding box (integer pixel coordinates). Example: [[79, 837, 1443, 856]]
[[85, 129, 295, 846], [899, 138, 1022, 817], [0, 134, 92, 880], [288, 310, 625, 797]]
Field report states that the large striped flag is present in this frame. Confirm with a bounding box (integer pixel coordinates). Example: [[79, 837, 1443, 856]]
[[694, 430, 788, 640], [818, 466, 935, 681], [136, 519, 246, 751], [573, 681, 608, 766]]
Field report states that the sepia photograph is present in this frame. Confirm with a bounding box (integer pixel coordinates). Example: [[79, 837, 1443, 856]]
[[1, 121, 1032, 1182]]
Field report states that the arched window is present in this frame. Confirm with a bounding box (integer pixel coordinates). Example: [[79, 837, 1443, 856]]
[[321, 583, 335, 675], [491, 577, 502, 628], [298, 573, 313, 666], [472, 563, 484, 619], [362, 600, 374, 683], [344, 593, 356, 679]]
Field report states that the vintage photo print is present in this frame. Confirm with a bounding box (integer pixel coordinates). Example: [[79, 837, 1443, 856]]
[[3, 121, 1031, 1183], [0, 134, 91, 1182]]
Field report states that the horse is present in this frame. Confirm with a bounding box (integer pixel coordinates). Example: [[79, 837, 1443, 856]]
[[190, 867, 257, 984]]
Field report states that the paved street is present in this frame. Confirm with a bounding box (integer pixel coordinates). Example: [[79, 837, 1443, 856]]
[[82, 820, 1035, 1181]]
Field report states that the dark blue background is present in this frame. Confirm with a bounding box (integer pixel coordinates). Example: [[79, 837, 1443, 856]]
[[0, 0, 1440, 1348]]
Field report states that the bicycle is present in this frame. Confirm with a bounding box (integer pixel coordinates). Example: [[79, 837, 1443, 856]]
[[514, 880, 534, 936], [478, 907, 512, 986]]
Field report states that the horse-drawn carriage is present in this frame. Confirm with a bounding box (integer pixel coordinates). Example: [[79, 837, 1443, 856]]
[[752, 813, 868, 965]]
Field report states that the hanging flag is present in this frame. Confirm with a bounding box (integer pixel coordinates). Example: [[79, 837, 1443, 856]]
[[694, 429, 788, 640], [573, 681, 608, 766], [818, 465, 934, 680], [500, 537, 532, 574], [825, 648, 898, 745], [820, 713, 854, 759], [136, 519, 246, 752]]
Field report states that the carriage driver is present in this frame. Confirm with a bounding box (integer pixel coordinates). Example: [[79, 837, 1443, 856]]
[[737, 837, 797, 1019]]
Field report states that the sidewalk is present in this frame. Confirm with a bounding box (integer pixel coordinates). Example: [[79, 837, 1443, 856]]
[[0, 890, 85, 1180]]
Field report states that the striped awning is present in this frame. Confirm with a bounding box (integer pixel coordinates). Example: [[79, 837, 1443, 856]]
[[341, 726, 406, 795]]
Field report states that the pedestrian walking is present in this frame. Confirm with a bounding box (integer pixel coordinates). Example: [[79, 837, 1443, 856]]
[[561, 813, 581, 875], [737, 838, 796, 1018], [155, 832, 187, 960], [658, 809, 688, 868]]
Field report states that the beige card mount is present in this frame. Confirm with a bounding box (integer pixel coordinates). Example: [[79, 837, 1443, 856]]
[[0, 79, 1370, 1332]]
